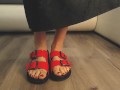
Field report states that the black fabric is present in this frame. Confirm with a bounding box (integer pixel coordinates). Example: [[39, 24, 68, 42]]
[[0, 0, 22, 4], [23, 0, 120, 32]]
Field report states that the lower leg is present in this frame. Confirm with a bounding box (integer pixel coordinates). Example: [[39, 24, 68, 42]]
[[51, 27, 68, 52], [34, 31, 47, 50], [51, 27, 71, 76], [29, 31, 48, 79]]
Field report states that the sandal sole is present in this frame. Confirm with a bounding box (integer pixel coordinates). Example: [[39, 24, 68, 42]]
[[26, 72, 49, 84], [49, 70, 71, 81]]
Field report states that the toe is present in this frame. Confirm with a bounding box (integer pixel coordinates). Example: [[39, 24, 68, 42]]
[[53, 66, 62, 76], [29, 70, 33, 77], [62, 66, 67, 74], [39, 69, 47, 79], [31, 70, 36, 78], [63, 66, 68, 74], [39, 74, 45, 79], [57, 71, 62, 76], [60, 66, 66, 75], [55, 70, 62, 76], [66, 66, 70, 72], [34, 69, 40, 79]]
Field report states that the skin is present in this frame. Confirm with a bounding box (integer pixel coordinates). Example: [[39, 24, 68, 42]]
[[28, 27, 71, 79]]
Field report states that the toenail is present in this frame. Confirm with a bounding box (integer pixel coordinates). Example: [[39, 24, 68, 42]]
[[40, 74, 44, 77]]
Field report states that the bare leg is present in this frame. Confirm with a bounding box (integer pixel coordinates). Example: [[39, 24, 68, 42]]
[[51, 27, 71, 76], [28, 31, 48, 79]]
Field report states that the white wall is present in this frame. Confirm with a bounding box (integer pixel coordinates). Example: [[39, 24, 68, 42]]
[[0, 5, 29, 31], [95, 7, 120, 45]]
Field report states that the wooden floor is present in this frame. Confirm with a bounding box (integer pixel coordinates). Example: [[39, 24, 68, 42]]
[[0, 32, 120, 90]]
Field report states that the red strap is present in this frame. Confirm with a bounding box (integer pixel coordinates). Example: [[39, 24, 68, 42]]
[[37, 62, 48, 71], [50, 60, 71, 72], [50, 51, 68, 60], [50, 51, 71, 71], [26, 61, 36, 71], [30, 52, 36, 59], [30, 50, 48, 60], [26, 61, 48, 71]]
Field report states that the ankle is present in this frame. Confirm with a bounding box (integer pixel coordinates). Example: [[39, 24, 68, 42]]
[[51, 46, 62, 52], [35, 48, 47, 51]]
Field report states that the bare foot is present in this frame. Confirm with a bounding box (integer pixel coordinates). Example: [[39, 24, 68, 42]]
[[52, 56, 71, 76], [28, 57, 47, 79]]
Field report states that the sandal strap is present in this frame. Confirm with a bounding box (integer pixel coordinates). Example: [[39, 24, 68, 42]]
[[26, 61, 48, 71], [50, 51, 68, 60], [30, 50, 48, 60], [26, 49, 49, 72], [50, 60, 71, 68], [50, 51, 71, 71]]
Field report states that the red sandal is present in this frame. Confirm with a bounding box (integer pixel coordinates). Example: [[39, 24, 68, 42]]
[[26, 49, 49, 84], [49, 50, 72, 81]]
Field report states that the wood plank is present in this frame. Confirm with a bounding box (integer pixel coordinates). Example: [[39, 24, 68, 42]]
[[0, 32, 120, 90]]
